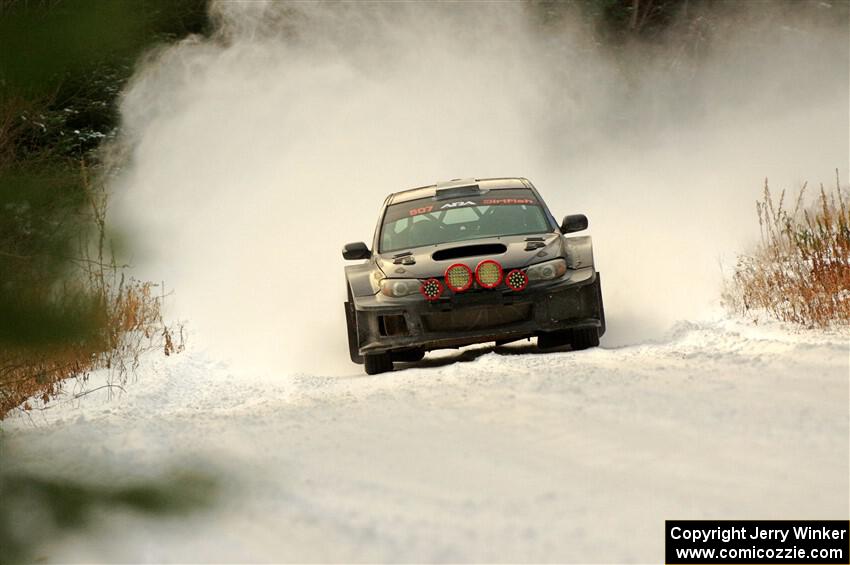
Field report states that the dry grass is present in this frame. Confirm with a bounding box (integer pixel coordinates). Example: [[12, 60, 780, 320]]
[[0, 280, 184, 418], [724, 170, 850, 327], [0, 168, 183, 419]]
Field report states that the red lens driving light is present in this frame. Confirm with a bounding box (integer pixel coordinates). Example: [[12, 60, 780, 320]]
[[444, 263, 473, 292], [505, 269, 528, 291], [419, 278, 444, 301], [475, 259, 503, 288]]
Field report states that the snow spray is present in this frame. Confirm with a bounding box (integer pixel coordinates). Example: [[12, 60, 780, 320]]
[[108, 1, 848, 375]]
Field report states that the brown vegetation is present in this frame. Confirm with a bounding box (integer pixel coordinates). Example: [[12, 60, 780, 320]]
[[1, 9, 195, 419], [0, 171, 183, 419], [724, 171, 850, 328]]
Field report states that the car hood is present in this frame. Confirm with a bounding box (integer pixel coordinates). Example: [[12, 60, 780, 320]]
[[376, 233, 564, 279]]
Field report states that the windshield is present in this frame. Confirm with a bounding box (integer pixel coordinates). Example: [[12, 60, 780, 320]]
[[380, 189, 554, 252]]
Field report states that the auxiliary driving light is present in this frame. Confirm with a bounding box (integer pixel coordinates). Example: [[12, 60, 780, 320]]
[[419, 278, 444, 301], [475, 259, 503, 288], [444, 263, 473, 292], [505, 269, 528, 291]]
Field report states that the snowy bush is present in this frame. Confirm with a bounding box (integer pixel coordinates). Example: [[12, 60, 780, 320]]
[[724, 171, 850, 327]]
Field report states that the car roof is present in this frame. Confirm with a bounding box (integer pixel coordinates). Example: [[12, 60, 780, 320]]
[[386, 177, 534, 205]]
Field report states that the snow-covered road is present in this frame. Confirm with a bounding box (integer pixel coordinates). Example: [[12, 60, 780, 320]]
[[3, 319, 848, 563]]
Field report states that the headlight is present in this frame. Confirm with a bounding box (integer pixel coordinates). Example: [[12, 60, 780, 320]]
[[526, 258, 567, 282], [380, 278, 420, 297]]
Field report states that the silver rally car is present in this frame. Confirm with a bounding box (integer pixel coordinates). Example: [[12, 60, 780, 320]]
[[343, 177, 605, 374]]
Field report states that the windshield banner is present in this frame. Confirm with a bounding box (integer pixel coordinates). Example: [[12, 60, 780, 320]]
[[385, 189, 540, 223]]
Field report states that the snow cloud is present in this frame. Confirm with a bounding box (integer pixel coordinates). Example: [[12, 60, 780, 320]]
[[109, 1, 848, 375]]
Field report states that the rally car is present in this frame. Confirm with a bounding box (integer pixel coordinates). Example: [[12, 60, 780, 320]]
[[342, 177, 605, 374]]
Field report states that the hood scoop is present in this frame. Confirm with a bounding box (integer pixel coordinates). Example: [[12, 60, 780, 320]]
[[392, 251, 415, 265], [524, 237, 546, 251], [432, 243, 507, 262]]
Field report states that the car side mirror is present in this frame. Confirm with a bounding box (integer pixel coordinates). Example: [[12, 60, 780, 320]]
[[560, 214, 588, 233], [342, 241, 371, 260]]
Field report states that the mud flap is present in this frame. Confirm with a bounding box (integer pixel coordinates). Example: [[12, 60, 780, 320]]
[[596, 273, 606, 337], [344, 301, 364, 364]]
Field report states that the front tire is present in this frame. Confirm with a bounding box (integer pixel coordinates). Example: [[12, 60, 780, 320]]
[[391, 349, 425, 363], [364, 353, 393, 375], [537, 331, 570, 350], [570, 327, 600, 350]]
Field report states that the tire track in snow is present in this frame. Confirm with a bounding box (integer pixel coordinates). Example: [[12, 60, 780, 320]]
[[2, 318, 847, 562]]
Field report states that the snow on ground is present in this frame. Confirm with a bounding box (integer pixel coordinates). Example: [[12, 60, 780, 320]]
[[2, 318, 848, 563]]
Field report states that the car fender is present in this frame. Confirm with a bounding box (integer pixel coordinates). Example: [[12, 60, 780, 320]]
[[345, 262, 379, 300], [563, 235, 594, 270]]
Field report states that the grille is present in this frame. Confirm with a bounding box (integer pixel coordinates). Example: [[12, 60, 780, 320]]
[[422, 304, 532, 332]]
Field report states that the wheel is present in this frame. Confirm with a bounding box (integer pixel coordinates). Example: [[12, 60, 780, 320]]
[[391, 349, 425, 363], [364, 353, 393, 375], [570, 327, 600, 350], [537, 331, 570, 350]]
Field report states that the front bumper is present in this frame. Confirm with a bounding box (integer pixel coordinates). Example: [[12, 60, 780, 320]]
[[351, 268, 605, 355]]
